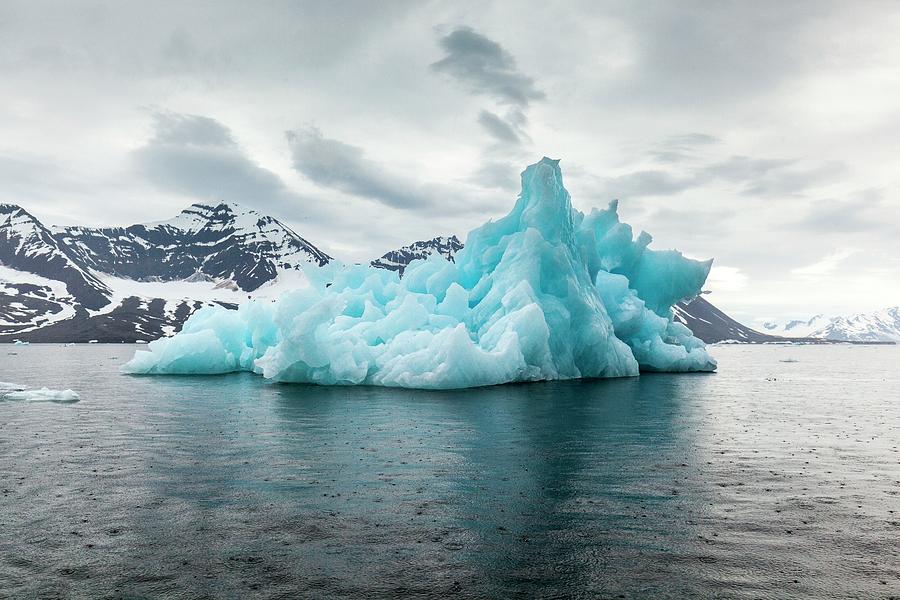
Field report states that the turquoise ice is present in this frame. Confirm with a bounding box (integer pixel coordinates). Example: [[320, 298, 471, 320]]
[[124, 158, 716, 388]]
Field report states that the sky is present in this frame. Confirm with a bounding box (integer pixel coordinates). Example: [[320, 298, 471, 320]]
[[1, 0, 898, 325]]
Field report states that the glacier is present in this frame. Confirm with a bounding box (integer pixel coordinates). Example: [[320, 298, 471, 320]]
[[123, 158, 716, 389]]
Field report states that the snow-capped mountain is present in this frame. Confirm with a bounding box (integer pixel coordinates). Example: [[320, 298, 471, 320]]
[[815, 307, 900, 342], [761, 314, 828, 338], [1, 204, 111, 310], [0, 202, 332, 342], [370, 235, 463, 275], [764, 307, 900, 342], [54, 202, 331, 291]]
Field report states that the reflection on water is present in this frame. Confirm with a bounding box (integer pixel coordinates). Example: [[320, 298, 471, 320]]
[[0, 344, 898, 598]]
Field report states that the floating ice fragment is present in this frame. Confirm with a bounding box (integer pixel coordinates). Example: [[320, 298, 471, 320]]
[[2, 388, 80, 403], [124, 158, 717, 389], [0, 381, 26, 391]]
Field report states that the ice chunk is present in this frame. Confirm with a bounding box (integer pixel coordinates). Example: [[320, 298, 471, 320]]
[[124, 158, 717, 389], [0, 381, 26, 391], [2, 388, 80, 403]]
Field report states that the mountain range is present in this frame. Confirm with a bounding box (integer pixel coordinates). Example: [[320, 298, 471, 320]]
[[761, 308, 900, 342], [1, 201, 895, 344]]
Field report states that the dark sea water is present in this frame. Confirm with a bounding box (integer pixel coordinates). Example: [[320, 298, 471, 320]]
[[0, 344, 898, 599]]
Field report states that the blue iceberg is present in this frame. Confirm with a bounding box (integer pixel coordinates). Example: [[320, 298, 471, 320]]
[[124, 158, 716, 388]]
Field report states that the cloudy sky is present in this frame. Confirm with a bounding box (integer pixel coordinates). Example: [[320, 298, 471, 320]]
[[1, 0, 898, 325]]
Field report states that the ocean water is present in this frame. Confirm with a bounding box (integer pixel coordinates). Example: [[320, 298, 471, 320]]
[[0, 344, 898, 599]]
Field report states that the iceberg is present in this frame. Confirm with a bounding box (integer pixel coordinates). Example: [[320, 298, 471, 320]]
[[124, 158, 716, 389]]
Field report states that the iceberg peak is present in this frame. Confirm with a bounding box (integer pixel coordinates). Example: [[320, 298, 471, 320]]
[[124, 157, 716, 389], [513, 156, 574, 244]]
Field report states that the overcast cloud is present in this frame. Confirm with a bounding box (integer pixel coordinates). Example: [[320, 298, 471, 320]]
[[285, 126, 432, 210], [134, 111, 316, 216], [430, 26, 545, 108], [0, 0, 898, 323]]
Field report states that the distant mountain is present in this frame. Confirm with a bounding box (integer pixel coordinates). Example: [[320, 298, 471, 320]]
[[370, 235, 462, 275], [765, 307, 900, 342], [0, 202, 330, 342], [672, 296, 784, 343], [53, 202, 331, 291], [3, 201, 877, 345], [1, 204, 110, 310], [762, 314, 828, 338]]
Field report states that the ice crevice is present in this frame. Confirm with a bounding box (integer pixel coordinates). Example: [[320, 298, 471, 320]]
[[123, 158, 717, 389]]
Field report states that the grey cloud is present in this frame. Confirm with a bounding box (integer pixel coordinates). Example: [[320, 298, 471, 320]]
[[431, 26, 544, 108], [790, 189, 890, 233], [134, 112, 311, 215], [287, 127, 430, 209], [605, 153, 846, 200], [430, 28, 540, 187], [477, 110, 521, 144], [285, 126, 510, 216], [286, 126, 429, 210], [150, 111, 236, 147]]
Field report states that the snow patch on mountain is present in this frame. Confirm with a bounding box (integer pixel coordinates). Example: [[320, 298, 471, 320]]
[[0, 264, 78, 333]]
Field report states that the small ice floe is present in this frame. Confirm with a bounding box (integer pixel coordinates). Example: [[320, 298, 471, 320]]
[[0, 381, 26, 391], [0, 386, 80, 403], [13, 340, 29, 345]]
